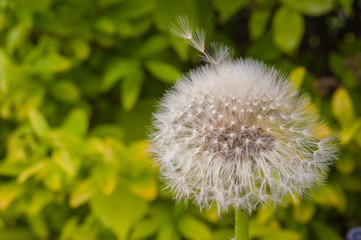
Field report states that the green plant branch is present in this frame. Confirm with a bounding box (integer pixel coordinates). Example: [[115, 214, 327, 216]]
[[235, 208, 249, 240]]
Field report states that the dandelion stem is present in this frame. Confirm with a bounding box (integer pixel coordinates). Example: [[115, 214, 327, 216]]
[[235, 208, 249, 240]]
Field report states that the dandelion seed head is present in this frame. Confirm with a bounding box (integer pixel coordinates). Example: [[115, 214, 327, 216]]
[[151, 17, 338, 214]]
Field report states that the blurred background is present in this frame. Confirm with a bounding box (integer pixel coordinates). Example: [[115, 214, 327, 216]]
[[0, 0, 360, 239]]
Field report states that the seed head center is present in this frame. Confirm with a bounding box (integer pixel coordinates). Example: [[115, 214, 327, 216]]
[[203, 123, 275, 160]]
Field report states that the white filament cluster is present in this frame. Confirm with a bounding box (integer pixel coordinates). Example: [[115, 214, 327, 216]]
[[151, 17, 337, 214]]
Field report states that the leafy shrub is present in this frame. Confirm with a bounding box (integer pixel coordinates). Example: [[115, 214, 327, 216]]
[[0, 0, 360, 239]]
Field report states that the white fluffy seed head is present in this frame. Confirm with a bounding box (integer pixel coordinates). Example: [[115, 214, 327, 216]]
[[151, 17, 338, 215]]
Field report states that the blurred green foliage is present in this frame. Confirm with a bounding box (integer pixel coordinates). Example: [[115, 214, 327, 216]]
[[0, 0, 360, 239]]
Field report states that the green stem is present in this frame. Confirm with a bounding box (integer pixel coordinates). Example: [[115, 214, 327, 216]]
[[235, 208, 249, 240]]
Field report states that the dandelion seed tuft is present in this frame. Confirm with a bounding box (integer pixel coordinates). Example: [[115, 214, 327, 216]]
[[151, 17, 338, 215]]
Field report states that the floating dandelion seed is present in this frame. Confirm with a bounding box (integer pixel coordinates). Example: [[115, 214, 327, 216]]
[[151, 17, 338, 219]]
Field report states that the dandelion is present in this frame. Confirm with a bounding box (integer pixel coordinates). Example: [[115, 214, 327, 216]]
[[151, 16, 338, 240]]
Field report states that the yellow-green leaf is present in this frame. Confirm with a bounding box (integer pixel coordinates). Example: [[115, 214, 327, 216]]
[[289, 66, 306, 90], [130, 218, 159, 240], [135, 35, 169, 58], [145, 60, 181, 83], [0, 184, 22, 210], [257, 204, 275, 224], [339, 118, 361, 145], [120, 70, 144, 111], [17, 160, 48, 183], [53, 150, 78, 177], [336, 152, 355, 174], [213, 0, 250, 22], [51, 80, 80, 103], [312, 184, 339, 207], [281, 0, 335, 16], [293, 201, 316, 224], [260, 230, 301, 240], [331, 87, 354, 128], [27, 214, 49, 239], [70, 38, 90, 60], [178, 215, 212, 240], [32, 54, 72, 74], [211, 228, 234, 240], [338, 0, 354, 16], [28, 109, 50, 136], [61, 108, 89, 136], [272, 6, 305, 53], [157, 223, 179, 240], [27, 190, 53, 216], [70, 179, 98, 208], [6, 23, 30, 54], [102, 59, 139, 91], [130, 174, 158, 201], [90, 184, 148, 240]]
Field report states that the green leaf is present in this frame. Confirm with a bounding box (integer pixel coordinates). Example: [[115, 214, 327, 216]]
[[339, 118, 361, 145], [157, 223, 179, 240], [60, 218, 79, 240], [44, 165, 63, 192], [170, 36, 190, 62], [95, 17, 116, 35], [28, 109, 50, 136], [257, 204, 275, 224], [61, 108, 89, 136], [281, 0, 335, 16], [6, 23, 31, 54], [112, 0, 155, 20], [246, 32, 282, 61], [117, 19, 152, 38], [213, 0, 250, 22], [27, 214, 49, 239], [130, 218, 159, 239], [328, 53, 358, 88], [0, 228, 37, 240], [211, 228, 234, 240], [69, 38, 90, 60], [341, 176, 361, 192], [135, 35, 169, 58], [249, 219, 281, 238], [272, 6, 305, 53], [331, 87, 354, 128], [89, 124, 124, 140], [177, 215, 212, 240], [31, 54, 72, 74], [311, 221, 343, 240], [338, 0, 354, 16], [51, 80, 80, 103], [90, 184, 148, 240], [102, 59, 139, 91], [249, 9, 272, 40], [27, 190, 53, 216], [153, 0, 197, 31], [145, 60, 181, 83], [260, 230, 301, 240], [120, 69, 144, 111]]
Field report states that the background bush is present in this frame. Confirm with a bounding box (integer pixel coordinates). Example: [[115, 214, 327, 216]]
[[0, 0, 360, 239]]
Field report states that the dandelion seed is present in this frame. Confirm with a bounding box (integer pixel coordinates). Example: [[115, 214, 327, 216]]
[[151, 17, 338, 217]]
